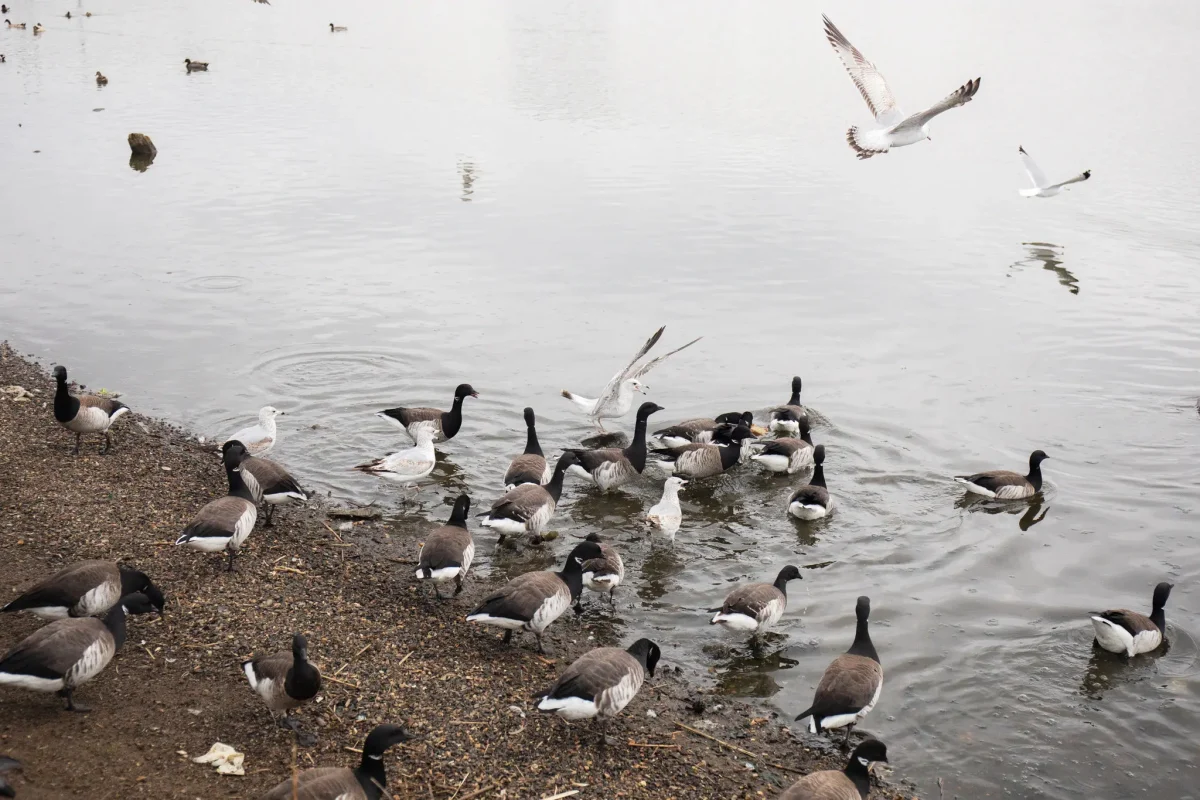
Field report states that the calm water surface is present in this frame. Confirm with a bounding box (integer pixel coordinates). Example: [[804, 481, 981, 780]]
[[3, 1, 1199, 796]]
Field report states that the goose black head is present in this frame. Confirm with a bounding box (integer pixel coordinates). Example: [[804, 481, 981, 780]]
[[855, 595, 871, 621], [121, 592, 159, 616], [791, 376, 802, 393], [636, 401, 664, 420], [726, 425, 755, 443], [849, 737, 888, 767], [523, 407, 536, 427], [448, 494, 471, 526], [222, 440, 249, 469], [566, 540, 604, 568], [362, 723, 417, 758], [455, 383, 479, 400], [584, 532, 602, 544], [1153, 582, 1174, 610], [628, 638, 661, 677], [52, 365, 67, 382], [774, 565, 803, 587], [812, 444, 826, 465], [1029, 450, 1049, 468], [291, 633, 310, 661], [142, 582, 167, 615], [553, 450, 579, 471]]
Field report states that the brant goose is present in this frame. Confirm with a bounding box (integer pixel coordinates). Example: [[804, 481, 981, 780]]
[[1091, 582, 1173, 657], [567, 402, 663, 491], [51, 366, 128, 454], [751, 418, 815, 474], [175, 441, 258, 570], [259, 723, 416, 800], [579, 533, 625, 607], [955, 450, 1049, 500], [653, 411, 751, 448], [710, 565, 802, 636], [654, 425, 754, 480], [243, 633, 322, 744], [795, 596, 882, 745], [503, 407, 552, 490], [223, 442, 308, 525], [378, 383, 478, 444], [768, 376, 807, 433], [415, 495, 474, 599], [778, 738, 889, 799], [480, 451, 577, 543], [3, 560, 164, 619], [787, 445, 833, 519]]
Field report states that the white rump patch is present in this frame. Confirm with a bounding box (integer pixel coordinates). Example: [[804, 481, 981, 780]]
[[711, 612, 760, 631], [465, 613, 527, 631], [538, 695, 599, 720]]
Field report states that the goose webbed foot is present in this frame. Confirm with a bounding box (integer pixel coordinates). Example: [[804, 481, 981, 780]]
[[264, 505, 275, 527], [59, 689, 89, 713], [102, 431, 114, 454], [74, 433, 82, 455], [502, 630, 513, 646], [226, 550, 238, 572], [454, 577, 464, 596]]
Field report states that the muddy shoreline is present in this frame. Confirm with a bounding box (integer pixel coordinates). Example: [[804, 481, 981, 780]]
[[0, 343, 916, 799]]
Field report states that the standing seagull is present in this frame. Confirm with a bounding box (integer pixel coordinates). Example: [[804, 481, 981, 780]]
[[795, 596, 882, 746], [824, 15, 981, 160], [51, 366, 128, 455], [645, 476, 687, 541], [562, 327, 700, 431], [1018, 146, 1091, 197], [353, 427, 437, 489], [222, 406, 281, 456]]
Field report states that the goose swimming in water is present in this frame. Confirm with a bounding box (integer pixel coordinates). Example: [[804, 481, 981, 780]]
[[1091, 582, 1172, 657], [378, 383, 478, 444], [480, 451, 578, 543], [955, 450, 1049, 500], [653, 425, 754, 480], [503, 407, 551, 490], [579, 533, 625, 607], [795, 596, 882, 746], [259, 723, 416, 800], [0, 593, 157, 711], [465, 540, 603, 653], [751, 417, 815, 474], [645, 476, 687, 541], [567, 402, 663, 491], [787, 445, 833, 519], [415, 495, 474, 599], [768, 376, 807, 434], [562, 326, 700, 431], [51, 366, 128, 455], [778, 738, 889, 800], [222, 406, 281, 456], [653, 411, 750, 449], [183, 58, 208, 71], [710, 565, 802, 637], [175, 442, 258, 571], [3, 560, 165, 619]]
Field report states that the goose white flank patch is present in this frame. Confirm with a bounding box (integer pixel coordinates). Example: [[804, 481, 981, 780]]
[[378, 383, 478, 444], [1091, 582, 1173, 657], [415, 494, 475, 599], [51, 365, 128, 455], [1019, 146, 1091, 197], [175, 442, 258, 571], [223, 442, 309, 526], [567, 401, 664, 491], [260, 723, 415, 800], [752, 417, 816, 474], [796, 596, 883, 744], [787, 444, 833, 519], [503, 407, 552, 490], [769, 377, 807, 433], [353, 427, 437, 487], [653, 424, 755, 480], [955, 449, 1049, 500], [465, 540, 603, 653], [711, 565, 802, 635], [242, 633, 322, 743], [653, 411, 751, 449], [646, 476, 687, 541], [562, 326, 700, 431], [534, 638, 661, 743], [222, 406, 281, 456], [0, 593, 156, 712], [481, 451, 577, 542], [2, 560, 165, 620], [824, 15, 981, 160], [779, 738, 889, 800], [579, 533, 625, 606]]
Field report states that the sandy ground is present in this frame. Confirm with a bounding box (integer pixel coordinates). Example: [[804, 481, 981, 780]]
[[0, 343, 916, 800]]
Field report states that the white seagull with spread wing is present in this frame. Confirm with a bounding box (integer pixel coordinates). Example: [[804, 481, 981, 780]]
[[1018, 146, 1091, 197], [823, 15, 981, 160], [562, 326, 700, 432]]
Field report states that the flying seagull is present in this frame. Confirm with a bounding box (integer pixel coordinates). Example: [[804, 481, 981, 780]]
[[823, 15, 981, 160], [562, 326, 700, 431], [1018, 146, 1091, 197]]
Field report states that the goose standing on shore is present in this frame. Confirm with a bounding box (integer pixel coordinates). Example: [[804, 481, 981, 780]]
[[415, 495, 474, 599], [562, 326, 700, 431], [710, 565, 802, 637], [379, 383, 478, 444], [51, 366, 128, 455], [503, 407, 551, 490], [0, 593, 157, 712], [567, 402, 663, 491], [480, 451, 578, 543], [788, 445, 833, 520], [222, 406, 281, 456], [353, 427, 437, 489], [2, 560, 165, 619], [795, 596, 882, 745], [768, 376, 807, 434], [465, 540, 603, 653], [259, 723, 416, 800], [1091, 582, 1173, 657], [955, 450, 1049, 500], [752, 418, 815, 474], [579, 533, 625, 607], [243, 633, 322, 744], [535, 638, 661, 744], [653, 425, 754, 480], [175, 442, 258, 571], [645, 476, 686, 541], [223, 442, 308, 525], [653, 411, 750, 448], [778, 738, 889, 800]]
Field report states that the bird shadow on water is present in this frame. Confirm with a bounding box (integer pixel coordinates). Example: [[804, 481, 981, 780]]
[[1078, 641, 1171, 700], [702, 634, 799, 698], [955, 493, 1048, 531], [1008, 242, 1079, 295]]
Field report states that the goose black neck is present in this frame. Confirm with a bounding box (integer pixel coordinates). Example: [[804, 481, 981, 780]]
[[847, 615, 879, 663], [787, 389, 801, 407], [809, 464, 827, 489], [773, 573, 793, 595], [285, 657, 321, 700], [718, 440, 743, 471], [53, 374, 78, 422], [843, 758, 872, 799], [545, 463, 569, 502], [558, 561, 586, 601], [625, 417, 650, 472], [523, 421, 543, 457], [1150, 606, 1166, 633], [442, 397, 464, 439], [801, 428, 814, 446], [1025, 461, 1043, 492], [119, 568, 149, 595], [102, 603, 128, 650], [353, 758, 388, 800], [226, 465, 255, 503]]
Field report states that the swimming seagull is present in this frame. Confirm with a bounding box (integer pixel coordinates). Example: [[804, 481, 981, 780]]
[[1018, 146, 1091, 197], [353, 427, 437, 489], [824, 15, 981, 160], [222, 406, 281, 456], [562, 326, 700, 431]]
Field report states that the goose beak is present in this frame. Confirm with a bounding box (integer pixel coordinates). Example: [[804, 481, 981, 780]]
[[470, 391, 479, 398]]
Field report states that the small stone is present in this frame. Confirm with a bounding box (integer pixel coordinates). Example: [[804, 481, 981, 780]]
[[645, 710, 657, 718]]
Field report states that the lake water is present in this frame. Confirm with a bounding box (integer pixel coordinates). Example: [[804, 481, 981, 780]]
[[3, 0, 1199, 796]]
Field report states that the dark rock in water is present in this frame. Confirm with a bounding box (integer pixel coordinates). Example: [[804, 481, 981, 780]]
[[127, 132, 157, 158]]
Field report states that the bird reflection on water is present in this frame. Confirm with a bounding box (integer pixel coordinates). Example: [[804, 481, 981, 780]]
[[1011, 242, 1079, 295], [956, 493, 1049, 531]]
